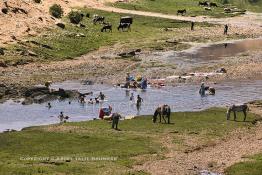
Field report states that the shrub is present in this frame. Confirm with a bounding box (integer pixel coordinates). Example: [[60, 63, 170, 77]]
[[49, 4, 63, 18], [222, 0, 229, 4], [34, 0, 41, 3], [68, 11, 83, 24]]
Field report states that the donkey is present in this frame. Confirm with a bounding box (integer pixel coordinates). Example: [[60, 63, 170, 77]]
[[226, 104, 248, 121], [177, 9, 186, 15], [153, 104, 171, 124]]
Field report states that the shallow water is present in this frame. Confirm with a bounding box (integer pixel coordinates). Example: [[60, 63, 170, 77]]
[[164, 38, 262, 69], [0, 80, 261, 132]]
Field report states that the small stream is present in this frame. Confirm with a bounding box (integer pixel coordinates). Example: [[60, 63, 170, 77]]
[[0, 80, 261, 132]]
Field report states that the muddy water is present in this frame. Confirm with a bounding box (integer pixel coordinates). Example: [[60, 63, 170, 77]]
[[160, 38, 262, 69], [0, 80, 261, 132]]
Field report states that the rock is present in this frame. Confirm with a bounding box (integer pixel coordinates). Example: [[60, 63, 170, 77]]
[[0, 48, 5, 55], [135, 49, 142, 52], [12, 7, 28, 14], [11, 35, 17, 40], [30, 41, 53, 49], [0, 60, 7, 67], [79, 23, 86, 28], [0, 84, 7, 98], [56, 22, 65, 29], [38, 17, 43, 21], [28, 50, 38, 57], [76, 33, 85, 37], [22, 98, 34, 105], [24, 86, 50, 97], [5, 88, 18, 96], [81, 80, 94, 85], [216, 67, 227, 73]]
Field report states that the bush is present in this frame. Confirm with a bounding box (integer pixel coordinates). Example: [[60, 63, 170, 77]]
[[49, 4, 63, 18], [68, 11, 83, 24], [34, 0, 41, 3], [222, 0, 229, 4]]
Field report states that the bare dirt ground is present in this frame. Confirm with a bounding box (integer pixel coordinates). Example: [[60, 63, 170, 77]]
[[134, 121, 262, 175], [133, 102, 262, 175]]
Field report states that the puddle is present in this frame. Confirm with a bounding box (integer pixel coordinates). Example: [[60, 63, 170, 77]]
[[158, 38, 262, 70], [0, 80, 261, 132]]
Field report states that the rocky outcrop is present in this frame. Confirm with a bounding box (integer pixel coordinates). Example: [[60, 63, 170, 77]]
[[22, 86, 80, 104], [0, 84, 80, 104]]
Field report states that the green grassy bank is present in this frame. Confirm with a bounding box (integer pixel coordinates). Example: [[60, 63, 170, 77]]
[[226, 153, 262, 175], [0, 108, 258, 175]]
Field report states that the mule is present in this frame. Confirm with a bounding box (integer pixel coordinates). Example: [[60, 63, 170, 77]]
[[226, 104, 248, 121]]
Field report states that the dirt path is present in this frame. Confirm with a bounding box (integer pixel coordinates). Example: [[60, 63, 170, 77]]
[[134, 121, 262, 175]]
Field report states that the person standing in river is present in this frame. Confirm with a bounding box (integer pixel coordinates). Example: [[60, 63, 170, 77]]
[[98, 92, 105, 101], [136, 95, 143, 111], [199, 82, 206, 97]]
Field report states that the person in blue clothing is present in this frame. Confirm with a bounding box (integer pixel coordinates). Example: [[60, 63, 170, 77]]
[[199, 82, 206, 96], [141, 78, 148, 89]]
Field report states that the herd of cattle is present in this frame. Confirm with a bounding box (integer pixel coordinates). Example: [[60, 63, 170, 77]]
[[92, 15, 133, 32]]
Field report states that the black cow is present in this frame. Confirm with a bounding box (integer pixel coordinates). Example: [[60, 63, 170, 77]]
[[101, 24, 112, 32], [118, 23, 131, 31], [120, 16, 133, 24], [93, 16, 105, 24]]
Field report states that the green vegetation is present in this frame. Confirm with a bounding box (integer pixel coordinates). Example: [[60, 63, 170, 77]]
[[68, 11, 83, 24], [1, 9, 214, 65], [0, 108, 258, 174], [112, 0, 260, 17], [226, 153, 262, 175], [33, 0, 41, 3], [227, 0, 262, 12], [49, 4, 64, 18]]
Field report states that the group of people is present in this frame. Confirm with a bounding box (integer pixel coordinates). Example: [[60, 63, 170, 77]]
[[124, 73, 148, 89], [79, 92, 106, 104]]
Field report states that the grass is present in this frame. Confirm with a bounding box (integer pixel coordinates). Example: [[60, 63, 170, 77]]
[[0, 108, 258, 175], [225, 153, 262, 175], [0, 8, 213, 66], [112, 0, 248, 18]]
